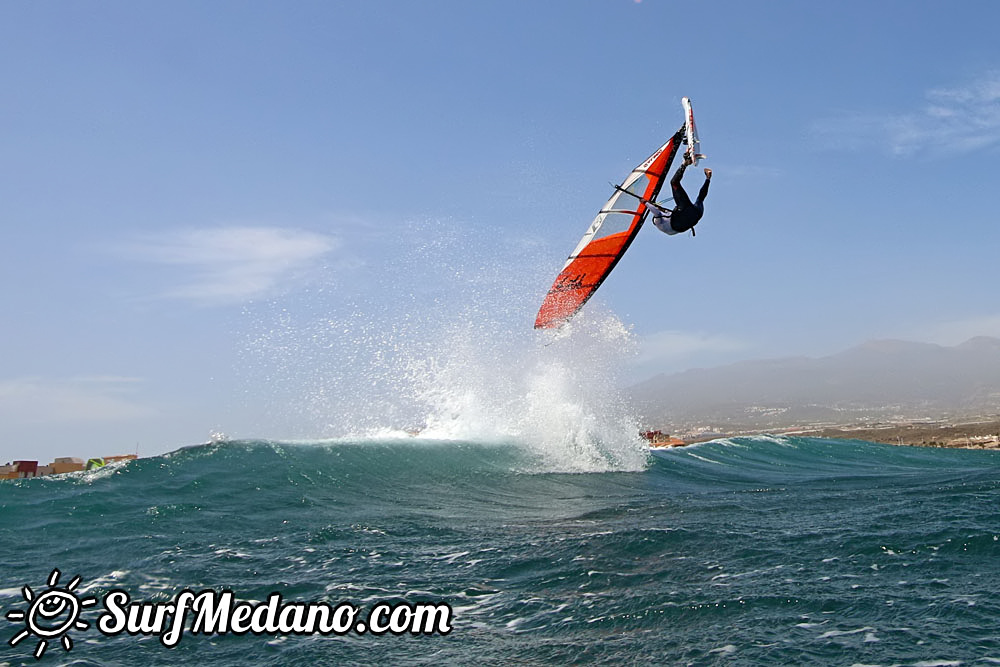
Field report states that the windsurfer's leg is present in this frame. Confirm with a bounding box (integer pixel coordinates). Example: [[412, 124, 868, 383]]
[[672, 182, 692, 209], [670, 164, 693, 209], [696, 175, 711, 205], [670, 163, 686, 189]]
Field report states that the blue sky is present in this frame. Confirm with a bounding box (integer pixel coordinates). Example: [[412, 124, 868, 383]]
[[3, 1, 1000, 463]]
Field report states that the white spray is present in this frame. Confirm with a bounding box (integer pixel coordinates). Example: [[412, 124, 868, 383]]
[[240, 218, 650, 473]]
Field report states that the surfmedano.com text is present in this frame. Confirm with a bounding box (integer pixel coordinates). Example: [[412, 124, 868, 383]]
[[98, 589, 453, 646]]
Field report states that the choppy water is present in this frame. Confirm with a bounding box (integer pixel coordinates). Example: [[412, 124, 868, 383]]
[[2, 435, 999, 665]]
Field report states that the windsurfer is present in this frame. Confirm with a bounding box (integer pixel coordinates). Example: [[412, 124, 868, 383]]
[[648, 155, 711, 236]]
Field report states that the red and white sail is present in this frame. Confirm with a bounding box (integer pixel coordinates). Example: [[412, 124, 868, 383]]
[[533, 127, 684, 329]]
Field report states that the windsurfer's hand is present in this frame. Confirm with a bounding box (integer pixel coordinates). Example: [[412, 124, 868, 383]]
[[704, 168, 712, 179], [683, 154, 693, 166]]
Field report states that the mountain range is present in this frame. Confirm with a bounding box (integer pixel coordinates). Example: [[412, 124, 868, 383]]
[[628, 337, 1000, 429]]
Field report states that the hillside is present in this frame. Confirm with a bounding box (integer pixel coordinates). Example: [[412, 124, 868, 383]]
[[629, 337, 1000, 430]]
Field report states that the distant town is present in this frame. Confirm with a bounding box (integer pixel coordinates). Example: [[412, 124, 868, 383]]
[[1, 454, 137, 479]]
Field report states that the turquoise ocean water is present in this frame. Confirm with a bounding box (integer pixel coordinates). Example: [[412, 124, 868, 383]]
[[2, 435, 999, 665]]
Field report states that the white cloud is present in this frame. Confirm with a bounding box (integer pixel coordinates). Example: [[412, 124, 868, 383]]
[[812, 71, 1000, 157], [0, 376, 154, 424], [122, 226, 338, 305]]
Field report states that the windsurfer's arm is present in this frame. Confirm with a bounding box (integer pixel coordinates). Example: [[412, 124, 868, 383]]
[[649, 207, 674, 235], [644, 199, 669, 215]]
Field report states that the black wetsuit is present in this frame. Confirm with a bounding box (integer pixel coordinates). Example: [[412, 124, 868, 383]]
[[667, 163, 711, 234]]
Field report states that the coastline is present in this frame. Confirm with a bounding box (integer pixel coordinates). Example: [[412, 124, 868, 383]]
[[650, 417, 1000, 450]]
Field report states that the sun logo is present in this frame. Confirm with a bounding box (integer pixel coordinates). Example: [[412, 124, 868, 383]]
[[5, 569, 97, 659]]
